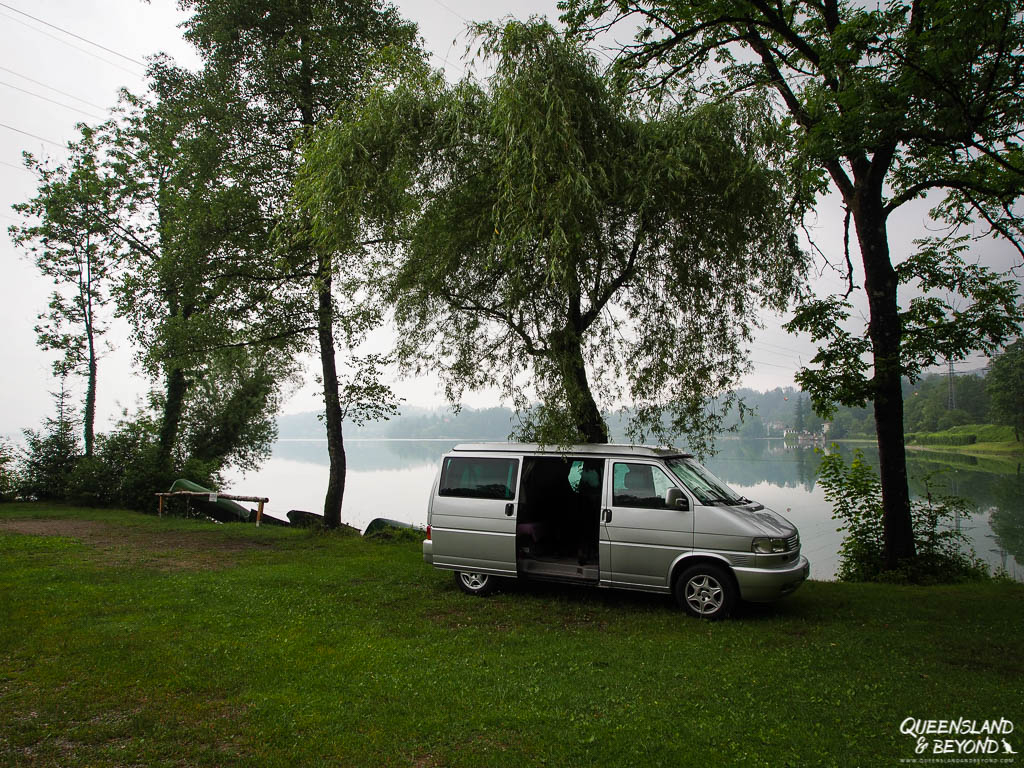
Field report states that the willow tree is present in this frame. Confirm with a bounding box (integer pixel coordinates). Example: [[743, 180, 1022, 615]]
[[301, 20, 805, 450]]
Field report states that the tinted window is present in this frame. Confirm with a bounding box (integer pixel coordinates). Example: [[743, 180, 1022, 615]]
[[439, 457, 518, 500], [613, 462, 676, 508]]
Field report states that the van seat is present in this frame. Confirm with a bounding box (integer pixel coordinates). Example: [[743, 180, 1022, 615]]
[[516, 522, 547, 544]]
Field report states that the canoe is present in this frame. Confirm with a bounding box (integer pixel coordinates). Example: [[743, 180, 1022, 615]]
[[168, 478, 251, 523]]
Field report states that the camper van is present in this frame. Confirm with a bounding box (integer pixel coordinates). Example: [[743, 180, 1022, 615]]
[[422, 443, 808, 619]]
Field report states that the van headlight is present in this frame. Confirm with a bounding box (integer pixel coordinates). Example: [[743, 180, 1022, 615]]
[[752, 537, 786, 554]]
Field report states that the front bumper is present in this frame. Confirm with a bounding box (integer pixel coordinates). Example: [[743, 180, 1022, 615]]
[[732, 555, 810, 603]]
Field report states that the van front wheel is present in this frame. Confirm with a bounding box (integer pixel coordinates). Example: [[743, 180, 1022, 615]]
[[454, 570, 498, 596], [675, 564, 736, 620]]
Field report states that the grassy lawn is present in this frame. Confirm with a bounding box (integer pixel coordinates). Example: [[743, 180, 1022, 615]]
[[906, 424, 1024, 459], [1, 503, 1022, 767]]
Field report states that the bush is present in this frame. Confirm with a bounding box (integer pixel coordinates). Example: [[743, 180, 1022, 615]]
[[67, 415, 220, 513], [0, 437, 18, 501], [818, 448, 988, 583], [19, 425, 80, 501], [913, 432, 977, 446]]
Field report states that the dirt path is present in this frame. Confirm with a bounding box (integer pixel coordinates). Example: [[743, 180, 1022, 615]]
[[0, 518, 273, 570]]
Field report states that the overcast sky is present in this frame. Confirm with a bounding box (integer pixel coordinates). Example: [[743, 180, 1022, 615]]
[[0, 0, 1012, 439]]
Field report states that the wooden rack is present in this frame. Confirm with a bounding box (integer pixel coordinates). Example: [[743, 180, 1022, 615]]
[[154, 491, 270, 526]]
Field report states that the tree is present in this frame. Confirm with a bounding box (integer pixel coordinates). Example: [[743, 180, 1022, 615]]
[[565, 0, 1024, 568], [793, 394, 807, 433], [301, 20, 804, 450], [99, 61, 302, 482], [987, 339, 1024, 439], [19, 378, 81, 501], [0, 438, 18, 501], [178, 0, 422, 527], [10, 127, 120, 458]]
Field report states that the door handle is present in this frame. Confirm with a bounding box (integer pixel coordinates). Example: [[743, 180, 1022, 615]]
[[505, 503, 514, 517], [602, 508, 612, 523]]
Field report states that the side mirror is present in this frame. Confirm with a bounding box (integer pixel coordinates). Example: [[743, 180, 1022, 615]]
[[665, 487, 689, 510]]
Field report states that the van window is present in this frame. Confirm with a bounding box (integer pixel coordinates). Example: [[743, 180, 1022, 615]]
[[439, 456, 518, 500], [665, 457, 743, 505], [612, 462, 676, 508]]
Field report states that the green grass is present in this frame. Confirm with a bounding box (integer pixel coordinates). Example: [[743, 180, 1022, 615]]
[[1, 503, 1022, 767], [906, 423, 1023, 457]]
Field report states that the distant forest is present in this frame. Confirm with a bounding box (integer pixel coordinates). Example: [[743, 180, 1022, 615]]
[[278, 371, 994, 442]]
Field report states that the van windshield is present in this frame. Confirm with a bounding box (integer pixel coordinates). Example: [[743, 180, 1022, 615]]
[[665, 458, 744, 506]]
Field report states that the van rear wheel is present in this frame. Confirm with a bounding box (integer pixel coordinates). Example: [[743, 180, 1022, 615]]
[[454, 570, 498, 596], [675, 564, 736, 620]]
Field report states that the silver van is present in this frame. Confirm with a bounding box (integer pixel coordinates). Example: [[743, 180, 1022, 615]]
[[422, 443, 809, 619]]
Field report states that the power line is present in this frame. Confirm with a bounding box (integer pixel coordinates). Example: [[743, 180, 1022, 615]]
[[0, 10, 144, 80], [0, 1, 145, 66], [1, 159, 32, 173], [0, 79, 107, 120], [427, 0, 469, 24], [429, 50, 467, 78], [0, 65, 109, 111], [750, 359, 795, 370], [0, 122, 63, 148], [749, 343, 801, 363]]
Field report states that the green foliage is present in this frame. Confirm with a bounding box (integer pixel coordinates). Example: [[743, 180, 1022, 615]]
[[302, 20, 806, 451], [986, 339, 1024, 440], [9, 125, 121, 457], [18, 384, 81, 502], [912, 432, 978, 446], [787, 242, 1022, 414], [564, 0, 1024, 566], [178, 0, 425, 527], [337, 354, 403, 427], [66, 412, 220, 512], [178, 348, 287, 474], [818, 449, 988, 584], [0, 438, 19, 502], [903, 373, 991, 433]]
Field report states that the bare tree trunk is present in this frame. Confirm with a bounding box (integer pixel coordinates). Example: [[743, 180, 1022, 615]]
[[851, 197, 916, 567], [84, 325, 96, 458], [317, 255, 346, 528], [551, 328, 608, 443]]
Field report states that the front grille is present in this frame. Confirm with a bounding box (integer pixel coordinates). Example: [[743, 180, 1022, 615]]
[[786, 534, 799, 552]]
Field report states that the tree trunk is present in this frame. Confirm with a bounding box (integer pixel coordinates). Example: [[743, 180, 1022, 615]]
[[317, 255, 346, 528], [84, 325, 96, 459], [158, 366, 188, 467], [851, 198, 916, 568], [550, 328, 608, 443]]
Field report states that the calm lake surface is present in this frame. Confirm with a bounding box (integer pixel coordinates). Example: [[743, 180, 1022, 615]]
[[224, 437, 1024, 582]]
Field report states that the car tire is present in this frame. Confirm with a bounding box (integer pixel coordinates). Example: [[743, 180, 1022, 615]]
[[454, 570, 498, 596], [674, 563, 736, 620]]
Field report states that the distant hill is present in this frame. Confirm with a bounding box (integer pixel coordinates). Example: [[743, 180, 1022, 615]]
[[277, 405, 521, 440], [279, 375, 985, 443]]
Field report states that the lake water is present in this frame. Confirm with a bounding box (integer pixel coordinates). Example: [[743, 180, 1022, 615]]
[[224, 438, 1024, 582]]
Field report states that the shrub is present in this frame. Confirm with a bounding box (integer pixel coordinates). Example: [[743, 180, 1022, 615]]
[[913, 432, 977, 446], [818, 448, 988, 583], [19, 425, 80, 501], [0, 437, 18, 501], [67, 415, 220, 512]]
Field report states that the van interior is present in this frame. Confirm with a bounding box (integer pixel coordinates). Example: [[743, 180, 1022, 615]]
[[516, 457, 603, 582]]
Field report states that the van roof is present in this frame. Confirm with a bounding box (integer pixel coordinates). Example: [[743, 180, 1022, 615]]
[[452, 442, 693, 459]]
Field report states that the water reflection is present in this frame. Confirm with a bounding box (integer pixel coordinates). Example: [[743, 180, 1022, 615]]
[[225, 438, 1023, 581]]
